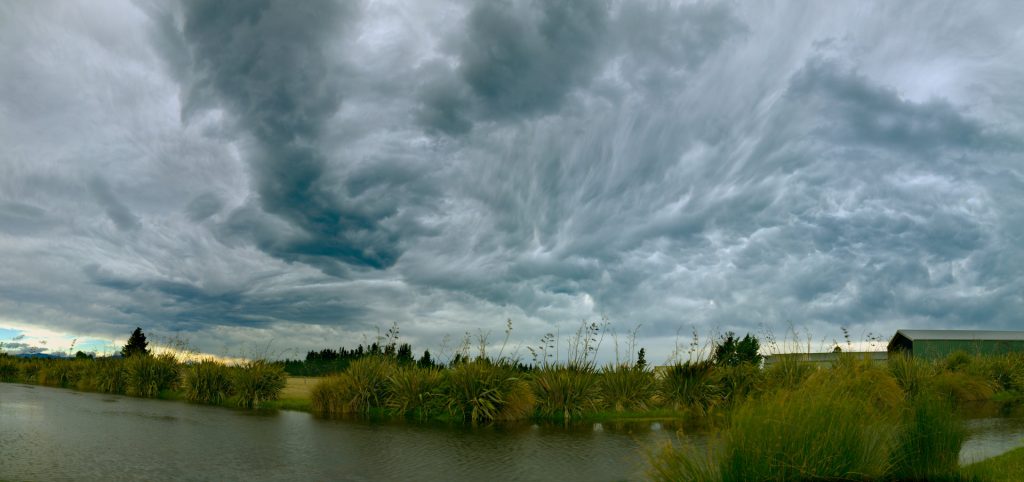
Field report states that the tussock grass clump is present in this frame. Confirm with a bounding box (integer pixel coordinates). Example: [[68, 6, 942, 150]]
[[600, 364, 655, 412], [531, 366, 601, 421], [310, 375, 355, 416], [650, 366, 905, 481], [341, 356, 397, 412], [888, 351, 935, 398], [0, 355, 17, 382], [721, 388, 897, 481], [658, 360, 719, 415], [232, 360, 286, 408], [889, 394, 966, 480], [184, 359, 233, 405], [310, 356, 396, 416], [714, 363, 763, 406], [763, 354, 816, 391], [125, 353, 180, 398], [38, 360, 82, 388], [17, 360, 41, 384], [968, 353, 1024, 393], [446, 360, 530, 423], [930, 371, 996, 404], [386, 366, 444, 418], [92, 358, 127, 394]]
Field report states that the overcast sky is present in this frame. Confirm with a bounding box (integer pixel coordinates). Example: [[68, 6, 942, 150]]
[[2, 1, 1023, 362]]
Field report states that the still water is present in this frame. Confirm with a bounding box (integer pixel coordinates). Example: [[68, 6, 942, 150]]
[[2, 383, 1022, 481], [1, 384, 679, 481]]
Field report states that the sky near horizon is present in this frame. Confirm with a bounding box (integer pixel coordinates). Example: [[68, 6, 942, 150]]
[[1, 1, 1023, 362]]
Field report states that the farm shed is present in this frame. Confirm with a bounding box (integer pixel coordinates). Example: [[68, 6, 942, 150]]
[[887, 329, 1024, 359], [763, 351, 887, 369]]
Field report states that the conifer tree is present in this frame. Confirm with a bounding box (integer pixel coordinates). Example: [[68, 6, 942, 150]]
[[121, 327, 150, 358]]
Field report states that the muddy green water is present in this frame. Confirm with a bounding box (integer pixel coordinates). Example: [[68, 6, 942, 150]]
[[0, 383, 682, 481], [1, 383, 1022, 481]]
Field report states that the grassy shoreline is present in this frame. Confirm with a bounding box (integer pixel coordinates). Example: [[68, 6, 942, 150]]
[[4, 349, 1024, 480]]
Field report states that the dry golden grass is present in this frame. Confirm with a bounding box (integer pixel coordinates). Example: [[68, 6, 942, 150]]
[[281, 376, 320, 400]]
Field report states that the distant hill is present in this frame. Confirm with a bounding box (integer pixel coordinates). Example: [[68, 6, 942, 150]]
[[12, 353, 67, 359]]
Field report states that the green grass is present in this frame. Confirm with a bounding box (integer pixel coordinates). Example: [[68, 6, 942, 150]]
[[962, 446, 1024, 481]]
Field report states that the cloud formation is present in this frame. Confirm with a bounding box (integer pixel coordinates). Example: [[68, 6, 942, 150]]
[[1, 1, 1023, 361]]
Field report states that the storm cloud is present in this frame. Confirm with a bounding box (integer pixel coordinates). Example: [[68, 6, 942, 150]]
[[1, 1, 1023, 360]]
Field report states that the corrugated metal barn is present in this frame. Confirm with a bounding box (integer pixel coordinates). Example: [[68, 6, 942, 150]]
[[887, 329, 1024, 359]]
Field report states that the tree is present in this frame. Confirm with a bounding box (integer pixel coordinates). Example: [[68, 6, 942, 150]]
[[636, 347, 647, 370], [712, 332, 762, 366], [75, 350, 94, 359], [418, 350, 433, 368], [121, 327, 150, 358]]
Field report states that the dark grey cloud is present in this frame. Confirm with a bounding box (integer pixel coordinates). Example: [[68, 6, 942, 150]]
[[88, 177, 141, 231], [2, 1, 1024, 361], [154, 0, 401, 271], [418, 0, 611, 133], [185, 192, 223, 222]]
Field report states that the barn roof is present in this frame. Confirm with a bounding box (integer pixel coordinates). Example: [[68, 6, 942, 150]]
[[893, 329, 1024, 342]]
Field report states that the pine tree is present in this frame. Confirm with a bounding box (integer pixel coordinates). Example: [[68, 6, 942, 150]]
[[121, 327, 150, 358], [418, 350, 433, 368], [636, 347, 647, 370]]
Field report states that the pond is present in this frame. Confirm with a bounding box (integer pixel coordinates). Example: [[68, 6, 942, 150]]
[[0, 384, 678, 481], [1, 383, 1022, 481]]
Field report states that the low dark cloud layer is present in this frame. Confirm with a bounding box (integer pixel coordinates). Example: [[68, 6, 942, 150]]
[[2, 1, 1023, 360]]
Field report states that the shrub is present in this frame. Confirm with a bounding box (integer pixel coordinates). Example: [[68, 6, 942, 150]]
[[184, 359, 233, 405], [531, 366, 601, 421], [657, 360, 719, 416], [125, 353, 180, 398], [600, 364, 655, 412], [232, 360, 286, 408]]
